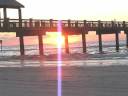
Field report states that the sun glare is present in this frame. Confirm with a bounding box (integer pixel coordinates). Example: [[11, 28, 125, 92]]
[[57, 20, 62, 96], [45, 32, 64, 46], [45, 32, 82, 47], [56, 34, 64, 46]]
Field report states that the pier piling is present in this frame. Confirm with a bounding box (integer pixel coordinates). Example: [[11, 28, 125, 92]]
[[82, 32, 86, 53], [115, 31, 119, 52], [126, 33, 128, 48], [0, 40, 2, 51], [64, 33, 69, 54], [98, 20, 103, 53], [19, 36, 25, 55], [38, 35, 44, 55], [98, 32, 103, 53], [3, 8, 7, 20]]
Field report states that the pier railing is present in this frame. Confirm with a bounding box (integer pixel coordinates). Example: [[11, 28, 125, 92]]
[[0, 18, 128, 31]]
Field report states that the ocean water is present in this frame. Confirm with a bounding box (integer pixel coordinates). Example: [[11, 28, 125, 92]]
[[0, 40, 127, 56], [0, 40, 128, 67], [1, 38, 128, 96]]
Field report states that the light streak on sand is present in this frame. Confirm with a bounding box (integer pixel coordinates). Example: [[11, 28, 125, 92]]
[[57, 20, 63, 96]]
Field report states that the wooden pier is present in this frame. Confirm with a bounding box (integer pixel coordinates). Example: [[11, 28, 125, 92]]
[[1, 18, 128, 55], [1, 0, 128, 55]]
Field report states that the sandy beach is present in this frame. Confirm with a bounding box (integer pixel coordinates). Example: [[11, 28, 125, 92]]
[[0, 64, 128, 96], [0, 53, 128, 96]]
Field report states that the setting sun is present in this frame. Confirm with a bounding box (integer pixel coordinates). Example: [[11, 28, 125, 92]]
[[44, 32, 82, 47], [44, 32, 65, 46]]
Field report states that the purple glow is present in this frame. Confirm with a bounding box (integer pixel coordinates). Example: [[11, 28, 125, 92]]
[[57, 20, 62, 96]]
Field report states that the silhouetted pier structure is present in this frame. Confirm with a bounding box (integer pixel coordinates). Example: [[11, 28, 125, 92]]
[[1, 0, 128, 55], [1, 18, 128, 55]]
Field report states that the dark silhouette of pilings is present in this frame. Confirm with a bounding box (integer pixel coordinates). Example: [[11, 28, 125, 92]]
[[115, 31, 119, 52], [18, 7, 25, 55], [123, 21, 128, 48], [3, 8, 7, 20], [18, 8, 22, 28], [112, 21, 120, 52], [63, 20, 71, 54], [64, 33, 69, 54], [82, 20, 87, 53], [0, 40, 2, 51], [98, 32, 103, 53], [82, 32, 86, 53], [126, 33, 128, 48], [19, 36, 25, 55], [38, 35, 44, 55], [98, 20, 103, 53]]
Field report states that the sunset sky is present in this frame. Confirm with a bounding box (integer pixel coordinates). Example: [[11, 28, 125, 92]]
[[14, 0, 128, 20], [0, 0, 128, 46]]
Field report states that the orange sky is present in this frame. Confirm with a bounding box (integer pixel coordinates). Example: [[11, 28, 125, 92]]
[[0, 32, 126, 46]]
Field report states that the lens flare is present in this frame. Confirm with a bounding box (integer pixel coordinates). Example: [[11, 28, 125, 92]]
[[57, 20, 62, 96]]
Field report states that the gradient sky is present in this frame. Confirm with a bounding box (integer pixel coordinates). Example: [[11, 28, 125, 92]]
[[12, 0, 128, 20]]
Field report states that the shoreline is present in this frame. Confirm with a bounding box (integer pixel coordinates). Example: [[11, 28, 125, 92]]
[[0, 52, 128, 61]]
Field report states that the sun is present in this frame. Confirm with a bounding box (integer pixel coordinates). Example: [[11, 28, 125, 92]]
[[44, 32, 82, 47], [44, 32, 64, 46]]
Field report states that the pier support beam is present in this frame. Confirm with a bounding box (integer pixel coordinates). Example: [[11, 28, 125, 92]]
[[3, 8, 7, 20], [38, 35, 44, 55], [98, 32, 103, 53], [19, 36, 25, 55], [126, 33, 128, 48], [115, 31, 119, 52], [18, 8, 22, 27], [82, 32, 86, 53], [64, 33, 69, 54]]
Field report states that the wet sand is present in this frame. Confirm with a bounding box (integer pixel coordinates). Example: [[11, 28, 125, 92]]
[[0, 52, 127, 61], [0, 65, 128, 96]]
